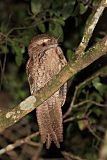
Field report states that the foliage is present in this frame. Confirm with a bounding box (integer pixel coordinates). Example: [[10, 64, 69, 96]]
[[0, 0, 107, 159]]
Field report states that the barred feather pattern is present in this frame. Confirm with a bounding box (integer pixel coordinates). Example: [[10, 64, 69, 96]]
[[26, 34, 67, 148]]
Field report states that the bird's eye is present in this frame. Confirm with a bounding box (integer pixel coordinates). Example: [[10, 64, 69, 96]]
[[42, 42, 46, 46]]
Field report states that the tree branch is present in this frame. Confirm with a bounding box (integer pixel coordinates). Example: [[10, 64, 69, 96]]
[[0, 132, 40, 155], [62, 151, 86, 160], [0, 35, 107, 131], [75, 0, 107, 58], [99, 131, 107, 160]]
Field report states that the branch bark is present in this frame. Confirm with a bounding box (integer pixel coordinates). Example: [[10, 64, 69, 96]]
[[0, 132, 40, 155], [75, 0, 107, 58], [0, 35, 107, 131], [99, 131, 107, 160]]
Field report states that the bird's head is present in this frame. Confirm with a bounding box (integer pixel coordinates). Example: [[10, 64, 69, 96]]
[[28, 34, 58, 57]]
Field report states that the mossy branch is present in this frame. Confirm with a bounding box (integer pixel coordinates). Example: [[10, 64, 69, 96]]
[[75, 0, 107, 58], [0, 35, 107, 131]]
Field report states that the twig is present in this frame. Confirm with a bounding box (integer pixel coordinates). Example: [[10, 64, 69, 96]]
[[64, 115, 102, 142], [63, 86, 78, 119], [6, 23, 37, 37], [88, 126, 102, 142], [0, 132, 40, 155], [6, 17, 54, 38], [62, 151, 87, 160], [63, 116, 86, 123], [64, 116, 102, 144], [63, 70, 103, 119], [32, 143, 43, 160], [73, 100, 107, 109], [75, 0, 107, 58]]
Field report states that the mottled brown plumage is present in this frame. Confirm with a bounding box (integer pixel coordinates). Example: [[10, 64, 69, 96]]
[[26, 34, 67, 148]]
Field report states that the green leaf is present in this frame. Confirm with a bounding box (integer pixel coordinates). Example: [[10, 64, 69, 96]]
[[62, 0, 76, 19], [49, 22, 64, 41], [92, 77, 107, 95], [66, 49, 74, 61], [77, 116, 89, 130], [79, 3, 88, 15], [92, 0, 101, 7], [78, 120, 85, 130], [86, 153, 98, 160], [99, 31, 107, 36], [31, 0, 41, 15], [89, 117, 97, 125], [37, 22, 46, 33], [11, 41, 24, 66], [89, 92, 103, 103], [18, 90, 27, 99], [1, 45, 8, 54], [53, 18, 65, 26], [15, 54, 23, 66], [22, 35, 30, 46], [21, 29, 35, 46], [52, 0, 63, 10], [77, 112, 88, 130], [92, 107, 103, 117]]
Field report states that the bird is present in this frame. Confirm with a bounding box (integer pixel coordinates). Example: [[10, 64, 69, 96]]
[[26, 34, 67, 149]]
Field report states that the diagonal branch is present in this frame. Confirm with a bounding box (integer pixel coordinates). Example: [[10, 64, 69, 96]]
[[0, 132, 40, 155], [0, 35, 107, 131], [75, 0, 107, 58]]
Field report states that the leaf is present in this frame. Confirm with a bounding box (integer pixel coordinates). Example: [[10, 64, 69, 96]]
[[77, 112, 86, 130], [89, 92, 103, 103], [92, 0, 101, 7], [79, 3, 88, 15], [92, 107, 103, 117], [11, 41, 24, 66], [49, 22, 64, 41], [86, 153, 98, 160], [31, 0, 41, 15], [15, 54, 23, 66], [53, 18, 65, 26], [1, 45, 8, 54], [52, 0, 62, 10], [37, 21, 46, 33], [92, 77, 107, 95], [22, 35, 31, 47], [78, 119, 89, 130], [66, 49, 74, 61], [99, 31, 107, 36], [89, 117, 97, 125], [61, 0, 76, 19], [21, 29, 35, 46], [18, 90, 27, 99]]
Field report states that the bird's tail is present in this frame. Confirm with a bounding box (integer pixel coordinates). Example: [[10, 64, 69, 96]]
[[36, 96, 63, 149]]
